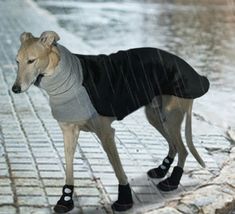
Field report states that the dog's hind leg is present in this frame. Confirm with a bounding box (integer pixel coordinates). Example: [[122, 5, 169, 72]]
[[157, 113, 187, 191], [156, 97, 190, 191], [54, 123, 80, 213], [93, 116, 133, 212], [145, 97, 176, 179]]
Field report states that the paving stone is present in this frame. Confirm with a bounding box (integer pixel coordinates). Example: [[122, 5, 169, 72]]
[[180, 175, 200, 189], [8, 157, 33, 164], [17, 196, 47, 206], [14, 178, 41, 187], [31, 147, 54, 153], [78, 196, 101, 206], [81, 147, 103, 153], [5, 147, 28, 152], [40, 171, 64, 179], [132, 185, 159, 195], [33, 152, 57, 158], [81, 207, 107, 214], [91, 165, 113, 173], [107, 194, 117, 202], [0, 206, 16, 214], [11, 171, 37, 178], [47, 196, 60, 206], [0, 169, 9, 177], [74, 158, 86, 165], [0, 195, 14, 204], [7, 152, 31, 158], [0, 178, 11, 186], [76, 187, 100, 196], [123, 165, 146, 173], [42, 178, 64, 187], [19, 207, 51, 214], [29, 139, 51, 145], [45, 187, 62, 196], [129, 176, 152, 186], [93, 173, 117, 184], [10, 163, 34, 171], [98, 179, 118, 186], [35, 158, 59, 164], [0, 186, 12, 195], [73, 171, 91, 179], [74, 179, 97, 187], [137, 194, 161, 202], [86, 159, 109, 166], [104, 186, 118, 194], [37, 164, 61, 171], [16, 187, 44, 196], [83, 153, 107, 159]]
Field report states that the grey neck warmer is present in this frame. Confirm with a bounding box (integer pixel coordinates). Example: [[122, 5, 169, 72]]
[[38, 44, 97, 123]]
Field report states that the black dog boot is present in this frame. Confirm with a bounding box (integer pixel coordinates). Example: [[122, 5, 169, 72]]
[[54, 185, 74, 213], [111, 183, 133, 212], [147, 156, 174, 179], [157, 166, 183, 191]]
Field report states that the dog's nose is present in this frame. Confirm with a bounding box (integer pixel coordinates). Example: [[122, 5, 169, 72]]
[[12, 85, 21, 93]]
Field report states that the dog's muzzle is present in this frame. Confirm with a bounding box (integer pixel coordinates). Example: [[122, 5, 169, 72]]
[[12, 85, 21, 93], [34, 74, 44, 87]]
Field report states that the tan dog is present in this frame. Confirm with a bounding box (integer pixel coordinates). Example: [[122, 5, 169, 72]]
[[13, 31, 206, 213]]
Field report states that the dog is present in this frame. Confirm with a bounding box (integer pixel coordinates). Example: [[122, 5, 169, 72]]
[[12, 31, 209, 213]]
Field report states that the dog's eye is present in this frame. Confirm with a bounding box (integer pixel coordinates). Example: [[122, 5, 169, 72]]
[[16, 60, 19, 64], [27, 59, 36, 64]]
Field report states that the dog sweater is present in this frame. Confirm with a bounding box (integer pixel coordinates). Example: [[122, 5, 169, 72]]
[[75, 48, 210, 120], [38, 45, 98, 123]]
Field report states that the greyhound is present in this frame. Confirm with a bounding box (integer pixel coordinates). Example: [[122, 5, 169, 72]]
[[12, 31, 209, 213]]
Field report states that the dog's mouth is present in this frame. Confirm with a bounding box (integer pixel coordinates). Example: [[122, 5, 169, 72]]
[[34, 74, 44, 86]]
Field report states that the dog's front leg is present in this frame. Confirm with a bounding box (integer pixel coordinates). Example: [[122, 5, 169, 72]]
[[54, 123, 80, 213], [97, 126, 133, 212]]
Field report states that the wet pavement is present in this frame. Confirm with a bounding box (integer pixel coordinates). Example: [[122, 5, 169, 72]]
[[0, 0, 234, 214]]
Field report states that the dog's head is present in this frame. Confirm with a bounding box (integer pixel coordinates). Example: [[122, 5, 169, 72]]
[[12, 31, 60, 93]]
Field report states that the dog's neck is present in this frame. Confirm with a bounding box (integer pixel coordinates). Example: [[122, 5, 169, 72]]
[[38, 44, 97, 123], [40, 44, 83, 95]]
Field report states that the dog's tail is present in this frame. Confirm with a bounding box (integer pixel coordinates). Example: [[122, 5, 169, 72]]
[[185, 101, 206, 168]]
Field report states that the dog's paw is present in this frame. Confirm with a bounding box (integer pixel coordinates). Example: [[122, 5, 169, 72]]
[[157, 166, 183, 192], [147, 167, 167, 179], [111, 183, 133, 212], [157, 177, 179, 191], [54, 185, 74, 213], [147, 156, 174, 179], [54, 202, 74, 214], [111, 201, 133, 212]]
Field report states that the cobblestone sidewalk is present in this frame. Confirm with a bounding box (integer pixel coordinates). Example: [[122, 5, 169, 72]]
[[0, 0, 234, 214]]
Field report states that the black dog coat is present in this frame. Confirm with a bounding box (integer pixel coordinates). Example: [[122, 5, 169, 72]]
[[75, 48, 209, 120]]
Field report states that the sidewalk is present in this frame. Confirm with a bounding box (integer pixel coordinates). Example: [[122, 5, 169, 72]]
[[0, 0, 234, 213]]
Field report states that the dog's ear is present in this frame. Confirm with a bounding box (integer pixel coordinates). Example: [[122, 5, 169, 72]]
[[39, 31, 60, 48], [20, 32, 33, 43]]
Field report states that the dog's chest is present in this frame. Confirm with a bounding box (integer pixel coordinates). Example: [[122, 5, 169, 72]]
[[39, 44, 98, 123]]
